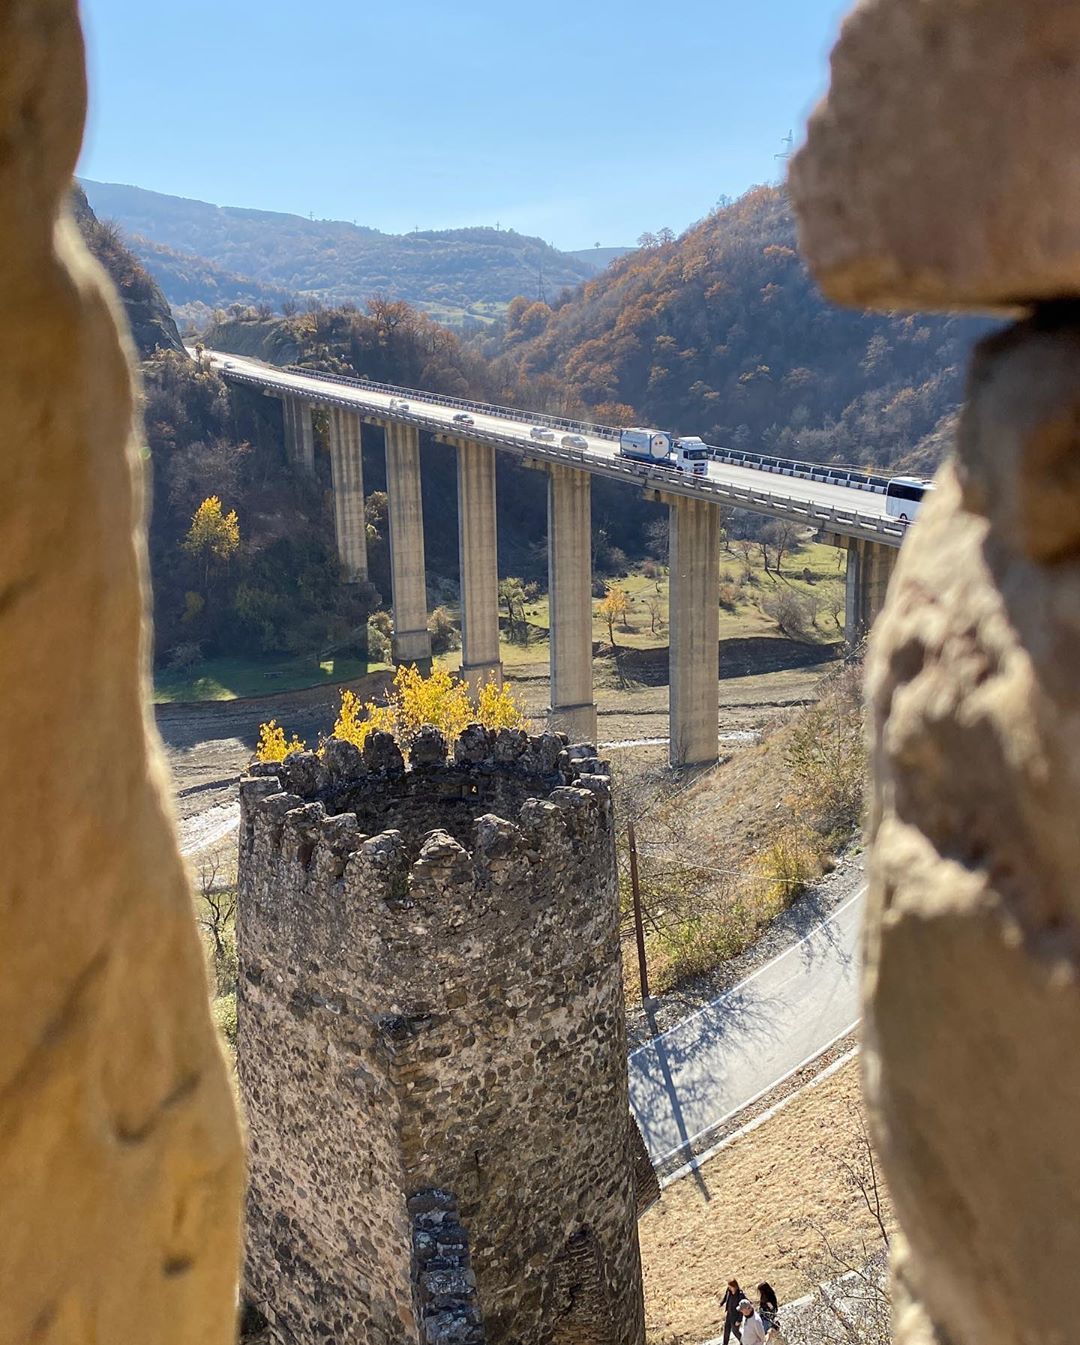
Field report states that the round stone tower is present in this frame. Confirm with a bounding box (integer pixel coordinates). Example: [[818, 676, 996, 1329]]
[[237, 725, 646, 1345]]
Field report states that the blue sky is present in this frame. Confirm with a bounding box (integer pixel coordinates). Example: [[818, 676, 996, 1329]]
[[78, 0, 850, 250]]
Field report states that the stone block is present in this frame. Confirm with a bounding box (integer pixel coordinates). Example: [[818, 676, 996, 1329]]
[[789, 0, 1080, 311], [957, 315, 1080, 562]]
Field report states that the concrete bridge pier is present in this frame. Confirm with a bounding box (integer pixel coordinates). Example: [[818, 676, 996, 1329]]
[[282, 394, 315, 472], [823, 533, 900, 650], [327, 407, 367, 583], [384, 421, 432, 670], [455, 438, 503, 691], [547, 464, 597, 742], [667, 494, 720, 769]]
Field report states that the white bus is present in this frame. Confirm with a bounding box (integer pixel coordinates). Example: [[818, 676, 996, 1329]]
[[885, 476, 933, 522]]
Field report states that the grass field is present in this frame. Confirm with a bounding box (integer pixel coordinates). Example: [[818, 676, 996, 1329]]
[[158, 533, 846, 700], [153, 652, 388, 704], [437, 536, 847, 673]]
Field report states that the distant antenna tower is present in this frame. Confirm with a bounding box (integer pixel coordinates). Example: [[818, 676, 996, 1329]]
[[537, 263, 547, 304], [775, 130, 795, 175]]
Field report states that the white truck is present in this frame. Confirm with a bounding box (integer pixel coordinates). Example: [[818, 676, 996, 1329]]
[[618, 428, 709, 476]]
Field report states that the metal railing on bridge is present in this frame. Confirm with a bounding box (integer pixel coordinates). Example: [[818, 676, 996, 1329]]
[[221, 361, 905, 547], [283, 364, 621, 441]]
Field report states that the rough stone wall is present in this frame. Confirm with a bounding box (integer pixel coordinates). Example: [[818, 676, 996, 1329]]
[[0, 3, 245, 1341], [238, 727, 646, 1345], [409, 1189, 487, 1344], [791, 5, 1080, 1345]]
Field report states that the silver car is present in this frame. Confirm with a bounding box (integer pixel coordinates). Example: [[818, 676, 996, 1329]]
[[389, 398, 410, 412], [530, 426, 555, 442], [561, 433, 588, 449]]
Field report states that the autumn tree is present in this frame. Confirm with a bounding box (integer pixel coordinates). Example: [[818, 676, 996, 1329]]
[[183, 495, 240, 589], [598, 585, 632, 646]]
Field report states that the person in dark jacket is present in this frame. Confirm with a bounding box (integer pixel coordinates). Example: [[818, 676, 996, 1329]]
[[757, 1282, 779, 1332], [721, 1279, 745, 1344]]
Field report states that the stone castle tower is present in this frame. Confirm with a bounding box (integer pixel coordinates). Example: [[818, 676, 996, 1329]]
[[237, 725, 647, 1345]]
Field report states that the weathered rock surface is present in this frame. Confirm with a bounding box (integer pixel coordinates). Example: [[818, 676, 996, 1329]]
[[789, 0, 1080, 311], [864, 318, 1080, 1345], [0, 3, 244, 1341]]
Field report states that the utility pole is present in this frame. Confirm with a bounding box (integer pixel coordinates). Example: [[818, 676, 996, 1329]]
[[627, 817, 652, 1017]]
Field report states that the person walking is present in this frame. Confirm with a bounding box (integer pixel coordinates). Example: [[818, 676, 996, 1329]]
[[757, 1281, 779, 1332], [721, 1279, 745, 1345], [739, 1298, 768, 1345]]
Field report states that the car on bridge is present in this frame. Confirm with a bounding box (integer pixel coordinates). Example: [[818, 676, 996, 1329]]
[[561, 434, 588, 450], [452, 412, 475, 426], [530, 426, 555, 442], [389, 398, 410, 412]]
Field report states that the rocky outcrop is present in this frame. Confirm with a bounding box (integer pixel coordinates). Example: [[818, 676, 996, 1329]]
[[71, 183, 185, 357], [789, 0, 1080, 312], [791, 4, 1080, 1345], [0, 4, 244, 1341]]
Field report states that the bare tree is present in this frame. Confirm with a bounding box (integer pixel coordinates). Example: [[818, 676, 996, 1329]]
[[196, 856, 238, 996], [644, 595, 663, 635], [780, 1100, 893, 1345]]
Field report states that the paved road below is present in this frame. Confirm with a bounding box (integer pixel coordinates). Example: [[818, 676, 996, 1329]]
[[629, 889, 864, 1166]]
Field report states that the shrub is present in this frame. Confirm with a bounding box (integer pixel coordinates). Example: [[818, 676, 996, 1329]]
[[761, 587, 814, 639], [212, 993, 237, 1047], [427, 605, 459, 655], [718, 582, 740, 612], [255, 719, 307, 762], [785, 663, 867, 839]]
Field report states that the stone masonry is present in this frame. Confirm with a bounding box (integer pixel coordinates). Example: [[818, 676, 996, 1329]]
[[237, 726, 647, 1345]]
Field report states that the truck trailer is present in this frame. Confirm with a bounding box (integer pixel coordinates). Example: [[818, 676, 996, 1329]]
[[618, 428, 709, 476]]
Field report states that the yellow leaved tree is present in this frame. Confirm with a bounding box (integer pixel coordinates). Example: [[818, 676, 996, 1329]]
[[255, 665, 530, 766], [183, 495, 240, 589], [333, 664, 528, 749], [255, 720, 307, 763]]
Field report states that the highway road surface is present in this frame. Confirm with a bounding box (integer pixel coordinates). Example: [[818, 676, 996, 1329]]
[[629, 888, 864, 1166], [205, 351, 901, 543]]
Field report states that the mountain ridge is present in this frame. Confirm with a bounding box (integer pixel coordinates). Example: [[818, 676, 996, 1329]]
[[80, 179, 599, 326]]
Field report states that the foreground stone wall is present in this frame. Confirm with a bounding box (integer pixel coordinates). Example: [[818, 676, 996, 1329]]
[[238, 728, 646, 1345], [792, 4, 1080, 1345], [0, 2, 244, 1341]]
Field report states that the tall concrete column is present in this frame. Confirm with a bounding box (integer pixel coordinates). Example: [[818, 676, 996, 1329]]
[[384, 421, 432, 669], [282, 395, 315, 472], [456, 437, 502, 691], [327, 406, 368, 583], [547, 464, 596, 742], [668, 495, 720, 769], [839, 537, 899, 651], [844, 538, 866, 647]]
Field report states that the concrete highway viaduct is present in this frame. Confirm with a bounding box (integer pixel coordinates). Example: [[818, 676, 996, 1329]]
[[210, 351, 905, 767]]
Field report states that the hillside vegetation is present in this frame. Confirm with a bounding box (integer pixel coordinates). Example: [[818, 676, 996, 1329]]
[[80, 179, 597, 325], [71, 185, 184, 357], [490, 185, 992, 474]]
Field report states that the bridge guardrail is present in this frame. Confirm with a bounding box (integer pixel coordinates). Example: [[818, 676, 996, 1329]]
[[281, 364, 621, 441], [704, 445, 889, 494], [221, 365, 905, 547]]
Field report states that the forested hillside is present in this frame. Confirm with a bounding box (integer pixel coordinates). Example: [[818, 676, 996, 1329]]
[[131, 236, 297, 329], [491, 186, 992, 474], [204, 302, 664, 590], [71, 185, 184, 357], [80, 180, 597, 325]]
